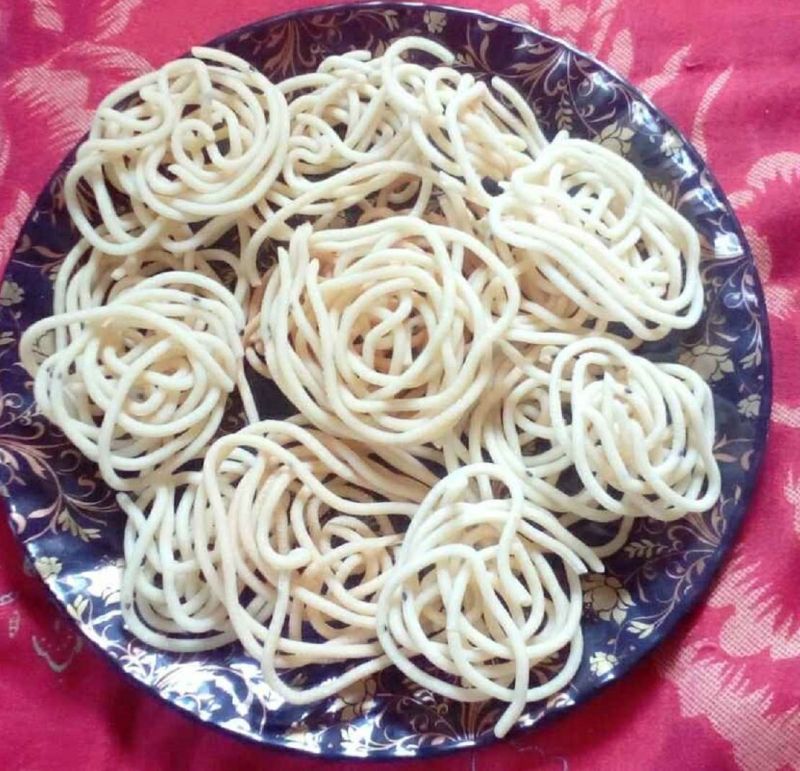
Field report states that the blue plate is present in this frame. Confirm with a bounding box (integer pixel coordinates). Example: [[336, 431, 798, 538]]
[[0, 1, 771, 758]]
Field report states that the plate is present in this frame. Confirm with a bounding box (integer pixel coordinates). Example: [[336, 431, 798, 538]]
[[0, 1, 771, 759]]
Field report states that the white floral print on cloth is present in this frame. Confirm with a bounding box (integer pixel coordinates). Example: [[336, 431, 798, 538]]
[[643, 8, 800, 769]]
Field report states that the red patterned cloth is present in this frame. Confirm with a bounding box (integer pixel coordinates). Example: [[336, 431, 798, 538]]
[[1, 1, 799, 769]]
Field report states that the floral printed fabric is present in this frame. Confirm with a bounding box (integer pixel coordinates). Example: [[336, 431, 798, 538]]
[[1, 0, 799, 769]]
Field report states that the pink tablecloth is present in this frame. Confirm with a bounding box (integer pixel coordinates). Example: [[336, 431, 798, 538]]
[[2, 1, 799, 768]]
